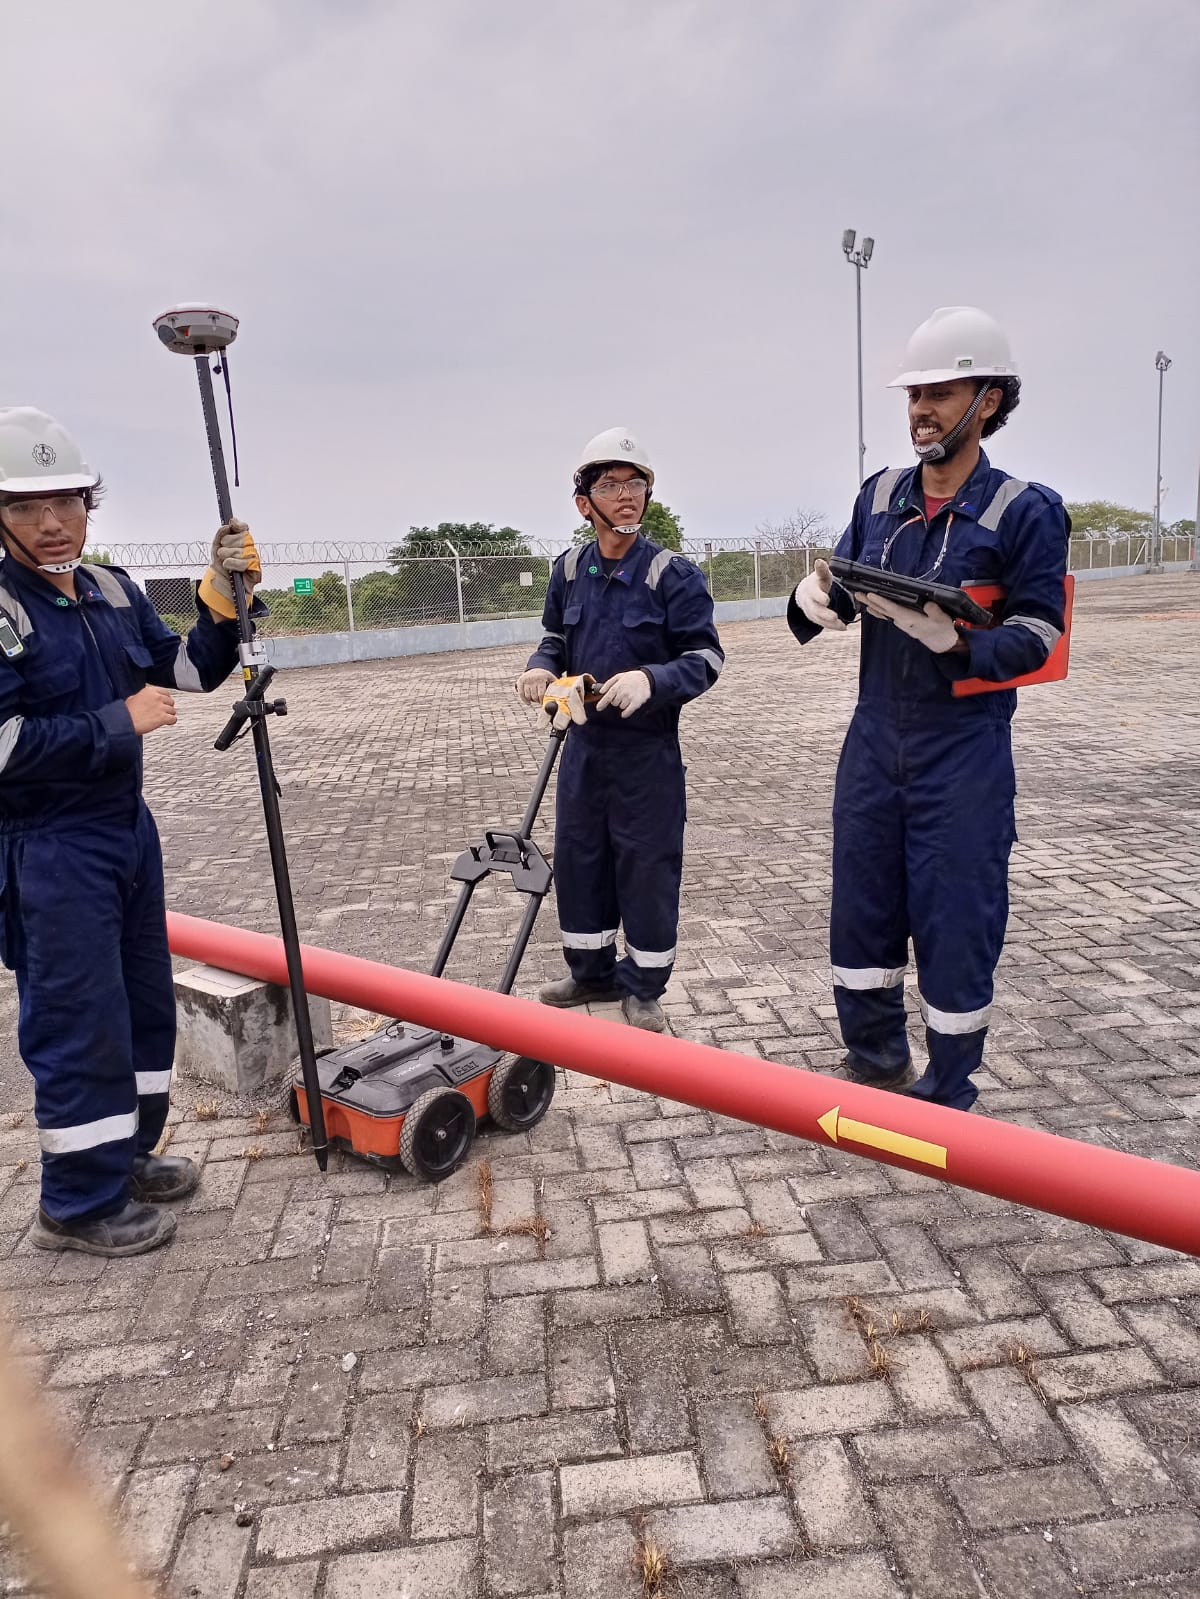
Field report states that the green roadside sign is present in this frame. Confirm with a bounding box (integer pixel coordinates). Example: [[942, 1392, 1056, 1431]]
[[293, 577, 314, 595]]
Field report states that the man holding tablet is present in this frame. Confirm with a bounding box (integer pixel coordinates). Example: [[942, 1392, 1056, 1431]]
[[788, 308, 1068, 1111]]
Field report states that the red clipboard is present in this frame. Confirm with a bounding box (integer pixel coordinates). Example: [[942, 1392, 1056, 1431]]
[[951, 575, 1074, 697]]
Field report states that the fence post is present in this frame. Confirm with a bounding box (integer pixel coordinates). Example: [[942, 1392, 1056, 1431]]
[[753, 542, 761, 606], [704, 542, 714, 595], [446, 542, 465, 624], [343, 559, 356, 635]]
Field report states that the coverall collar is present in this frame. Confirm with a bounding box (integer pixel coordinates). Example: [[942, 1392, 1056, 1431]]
[[890, 450, 995, 523], [581, 534, 647, 586], [0, 551, 91, 607]]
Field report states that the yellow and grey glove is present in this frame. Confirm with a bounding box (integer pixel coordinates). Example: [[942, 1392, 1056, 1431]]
[[199, 519, 262, 620], [542, 673, 595, 730]]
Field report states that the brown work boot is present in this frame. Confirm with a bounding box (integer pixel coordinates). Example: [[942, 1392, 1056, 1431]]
[[31, 1199, 177, 1258], [538, 976, 623, 1008]]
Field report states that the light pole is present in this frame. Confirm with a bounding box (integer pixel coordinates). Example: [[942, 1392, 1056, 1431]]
[[1153, 350, 1171, 571], [842, 229, 874, 486]]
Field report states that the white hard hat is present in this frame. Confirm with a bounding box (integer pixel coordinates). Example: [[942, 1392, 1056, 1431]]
[[887, 307, 1018, 388], [574, 427, 655, 492], [0, 408, 98, 495]]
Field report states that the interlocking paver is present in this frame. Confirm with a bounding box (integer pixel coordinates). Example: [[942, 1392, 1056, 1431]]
[[0, 577, 1199, 1595]]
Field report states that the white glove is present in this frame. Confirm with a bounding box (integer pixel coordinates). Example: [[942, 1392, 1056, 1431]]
[[595, 669, 653, 718], [793, 558, 846, 631], [516, 667, 554, 705], [858, 593, 960, 654]]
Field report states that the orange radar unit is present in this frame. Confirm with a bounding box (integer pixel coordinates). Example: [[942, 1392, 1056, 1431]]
[[288, 718, 570, 1181], [952, 576, 1075, 697]]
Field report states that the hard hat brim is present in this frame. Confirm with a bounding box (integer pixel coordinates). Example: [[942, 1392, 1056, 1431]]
[[888, 366, 1016, 389], [0, 471, 98, 495]]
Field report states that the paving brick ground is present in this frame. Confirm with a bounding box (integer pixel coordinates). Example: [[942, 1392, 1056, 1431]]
[[1, 571, 1199, 1597]]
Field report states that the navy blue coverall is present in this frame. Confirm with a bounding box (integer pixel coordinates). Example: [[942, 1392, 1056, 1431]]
[[527, 537, 723, 999], [0, 558, 249, 1221], [788, 452, 1068, 1109]]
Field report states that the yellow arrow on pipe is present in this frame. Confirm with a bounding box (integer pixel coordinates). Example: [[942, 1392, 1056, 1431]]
[[817, 1105, 948, 1170]]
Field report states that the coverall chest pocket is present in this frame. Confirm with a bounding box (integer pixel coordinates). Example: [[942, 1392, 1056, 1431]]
[[121, 641, 154, 694], [620, 597, 667, 664], [22, 658, 81, 713], [943, 530, 1003, 587]]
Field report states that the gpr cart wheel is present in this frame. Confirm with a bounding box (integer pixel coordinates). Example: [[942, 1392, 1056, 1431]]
[[399, 1087, 477, 1182], [487, 1056, 556, 1132], [286, 1085, 302, 1124]]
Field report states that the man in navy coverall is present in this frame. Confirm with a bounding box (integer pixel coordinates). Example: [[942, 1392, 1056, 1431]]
[[789, 309, 1068, 1110], [516, 428, 723, 1033], [0, 406, 263, 1255]]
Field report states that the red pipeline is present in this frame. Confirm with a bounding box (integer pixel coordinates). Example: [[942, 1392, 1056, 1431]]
[[166, 912, 1200, 1257]]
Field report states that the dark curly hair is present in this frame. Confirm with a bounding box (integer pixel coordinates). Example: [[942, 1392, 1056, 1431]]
[[981, 377, 1021, 438]]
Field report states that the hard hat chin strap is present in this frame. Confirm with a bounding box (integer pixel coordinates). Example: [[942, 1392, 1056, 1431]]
[[914, 381, 993, 464], [587, 501, 643, 541], [0, 524, 83, 575]]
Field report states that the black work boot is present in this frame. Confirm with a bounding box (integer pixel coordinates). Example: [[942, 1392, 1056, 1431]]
[[538, 976, 623, 1008], [621, 996, 668, 1033], [131, 1154, 200, 1202], [31, 1199, 177, 1257]]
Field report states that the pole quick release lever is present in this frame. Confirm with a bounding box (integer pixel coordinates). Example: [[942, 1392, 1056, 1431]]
[[213, 664, 288, 752]]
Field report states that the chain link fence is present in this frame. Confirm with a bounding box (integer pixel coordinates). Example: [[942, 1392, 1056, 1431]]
[[91, 530, 1195, 642]]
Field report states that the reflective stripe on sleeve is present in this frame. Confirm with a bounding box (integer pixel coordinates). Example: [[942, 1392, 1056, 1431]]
[[1003, 614, 1061, 653], [684, 647, 724, 676], [172, 640, 204, 692], [0, 716, 24, 774]]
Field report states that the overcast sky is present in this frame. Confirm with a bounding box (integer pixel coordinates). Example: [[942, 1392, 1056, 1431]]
[[3, 1, 1196, 554]]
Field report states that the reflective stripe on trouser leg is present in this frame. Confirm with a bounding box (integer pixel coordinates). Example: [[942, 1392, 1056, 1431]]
[[830, 714, 912, 1076], [905, 716, 1016, 1111], [610, 740, 685, 1001], [9, 827, 141, 1223], [553, 737, 620, 986], [123, 806, 177, 1156]]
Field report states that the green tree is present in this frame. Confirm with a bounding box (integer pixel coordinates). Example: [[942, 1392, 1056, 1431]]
[[387, 522, 536, 622], [82, 546, 114, 564], [572, 500, 684, 551], [1064, 501, 1151, 536]]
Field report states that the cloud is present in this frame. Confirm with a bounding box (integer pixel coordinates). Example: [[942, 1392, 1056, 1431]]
[[2, 0, 1196, 552]]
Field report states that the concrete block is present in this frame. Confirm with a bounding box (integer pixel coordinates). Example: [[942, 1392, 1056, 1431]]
[[173, 963, 332, 1094]]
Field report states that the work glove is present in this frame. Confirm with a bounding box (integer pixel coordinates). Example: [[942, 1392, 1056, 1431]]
[[595, 669, 653, 718], [516, 667, 555, 705], [858, 592, 960, 654], [541, 673, 594, 730], [793, 558, 847, 631], [199, 519, 262, 621]]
